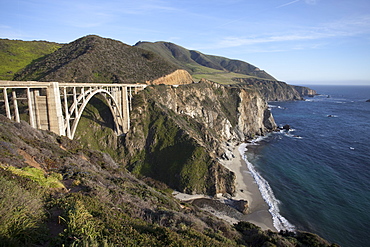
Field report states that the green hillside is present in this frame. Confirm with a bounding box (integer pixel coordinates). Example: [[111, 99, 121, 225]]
[[14, 35, 178, 83], [0, 112, 338, 247], [0, 39, 61, 80], [2, 36, 275, 84], [135, 41, 276, 84]]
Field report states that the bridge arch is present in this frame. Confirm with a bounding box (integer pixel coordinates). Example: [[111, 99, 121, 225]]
[[67, 88, 124, 139], [0, 81, 146, 139]]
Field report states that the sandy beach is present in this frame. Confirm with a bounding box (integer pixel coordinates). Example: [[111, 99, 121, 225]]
[[174, 143, 276, 231], [222, 144, 276, 231]]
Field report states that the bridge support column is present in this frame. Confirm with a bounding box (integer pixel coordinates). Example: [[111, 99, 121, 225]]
[[27, 88, 36, 128], [3, 88, 11, 119], [12, 90, 20, 123], [121, 87, 130, 132], [46, 82, 65, 136]]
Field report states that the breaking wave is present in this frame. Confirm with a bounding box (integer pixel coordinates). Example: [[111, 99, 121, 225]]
[[238, 143, 296, 232]]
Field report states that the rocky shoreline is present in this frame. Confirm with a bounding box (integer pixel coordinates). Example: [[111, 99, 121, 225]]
[[174, 143, 276, 231]]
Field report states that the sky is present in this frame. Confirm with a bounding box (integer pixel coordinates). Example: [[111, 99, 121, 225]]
[[1, 0, 370, 85]]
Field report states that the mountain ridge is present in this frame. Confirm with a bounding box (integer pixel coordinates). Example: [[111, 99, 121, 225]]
[[135, 41, 276, 81], [13, 35, 178, 83]]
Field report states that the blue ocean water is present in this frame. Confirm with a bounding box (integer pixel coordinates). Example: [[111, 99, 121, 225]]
[[244, 85, 370, 247]]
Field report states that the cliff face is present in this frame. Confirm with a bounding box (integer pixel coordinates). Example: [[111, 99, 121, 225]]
[[124, 80, 276, 195], [292, 85, 317, 96], [233, 78, 303, 101], [232, 78, 317, 101]]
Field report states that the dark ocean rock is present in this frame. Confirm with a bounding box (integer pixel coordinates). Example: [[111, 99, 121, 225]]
[[366, 99, 370, 102], [282, 124, 290, 131]]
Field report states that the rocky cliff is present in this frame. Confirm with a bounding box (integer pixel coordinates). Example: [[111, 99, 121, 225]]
[[232, 77, 311, 101], [123, 80, 276, 195], [292, 85, 317, 96]]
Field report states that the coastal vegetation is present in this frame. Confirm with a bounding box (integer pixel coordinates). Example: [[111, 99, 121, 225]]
[[0, 114, 339, 247]]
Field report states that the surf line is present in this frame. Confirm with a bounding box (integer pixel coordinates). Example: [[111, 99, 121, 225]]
[[238, 142, 296, 232]]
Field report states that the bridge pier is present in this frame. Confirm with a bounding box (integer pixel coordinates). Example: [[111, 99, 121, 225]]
[[47, 82, 65, 136], [0, 81, 146, 139]]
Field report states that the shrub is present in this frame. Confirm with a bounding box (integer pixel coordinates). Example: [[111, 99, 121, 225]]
[[0, 176, 46, 246], [1, 164, 65, 189]]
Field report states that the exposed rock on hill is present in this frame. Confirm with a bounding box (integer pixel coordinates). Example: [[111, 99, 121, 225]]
[[14, 35, 177, 83], [148, 69, 193, 85], [135, 41, 276, 80], [124, 80, 276, 195]]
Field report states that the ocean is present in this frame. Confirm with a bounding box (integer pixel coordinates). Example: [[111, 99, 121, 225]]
[[242, 85, 370, 247]]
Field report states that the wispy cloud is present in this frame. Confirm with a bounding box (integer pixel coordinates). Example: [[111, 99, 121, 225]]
[[277, 0, 300, 9], [276, 0, 318, 8], [207, 15, 370, 52], [218, 34, 318, 48]]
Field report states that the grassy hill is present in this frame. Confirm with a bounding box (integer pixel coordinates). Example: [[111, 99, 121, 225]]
[[135, 41, 276, 84], [0, 39, 61, 80], [13, 35, 178, 83], [2, 36, 276, 85]]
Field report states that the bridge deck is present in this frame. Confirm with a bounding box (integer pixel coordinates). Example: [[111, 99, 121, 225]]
[[0, 80, 147, 88]]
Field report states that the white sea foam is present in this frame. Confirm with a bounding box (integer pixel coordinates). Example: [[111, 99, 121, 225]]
[[249, 135, 268, 144], [238, 143, 296, 232]]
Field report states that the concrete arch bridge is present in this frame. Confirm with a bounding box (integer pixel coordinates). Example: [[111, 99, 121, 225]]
[[0, 81, 147, 139]]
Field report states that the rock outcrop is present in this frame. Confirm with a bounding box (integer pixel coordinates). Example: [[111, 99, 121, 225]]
[[124, 80, 276, 195], [147, 69, 193, 85], [232, 78, 303, 101], [292, 85, 317, 97], [233, 199, 250, 214]]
